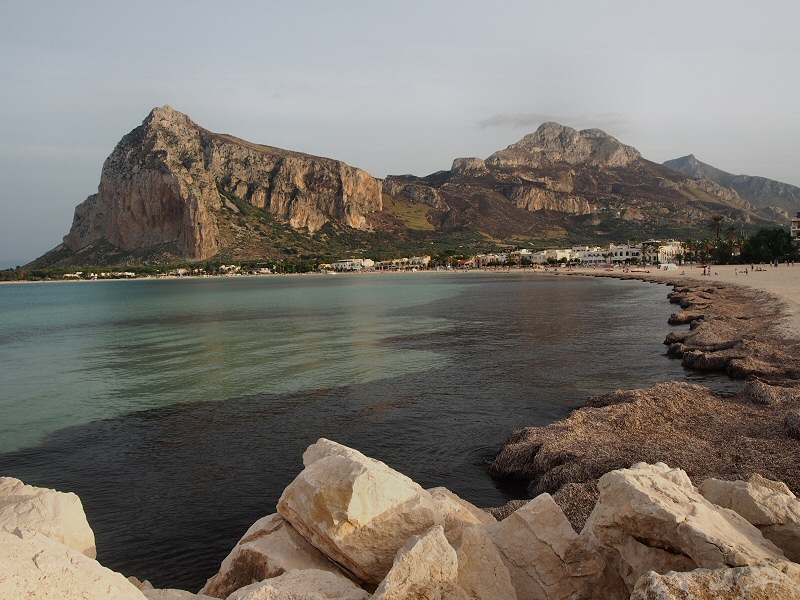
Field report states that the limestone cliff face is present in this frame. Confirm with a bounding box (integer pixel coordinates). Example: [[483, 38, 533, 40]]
[[487, 122, 642, 169], [64, 106, 382, 259], [509, 186, 593, 215]]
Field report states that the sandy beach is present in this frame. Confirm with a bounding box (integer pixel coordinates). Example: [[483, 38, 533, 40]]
[[563, 264, 800, 339], [489, 262, 800, 526]]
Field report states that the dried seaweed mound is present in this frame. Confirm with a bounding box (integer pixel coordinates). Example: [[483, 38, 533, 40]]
[[488, 380, 800, 529]]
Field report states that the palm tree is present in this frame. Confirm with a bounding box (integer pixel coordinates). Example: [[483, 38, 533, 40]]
[[710, 215, 726, 242]]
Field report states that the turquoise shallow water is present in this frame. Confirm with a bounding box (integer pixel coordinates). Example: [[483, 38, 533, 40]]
[[0, 272, 735, 590], [1, 274, 459, 453]]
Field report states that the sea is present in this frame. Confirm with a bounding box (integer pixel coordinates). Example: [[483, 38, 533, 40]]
[[0, 271, 736, 591]]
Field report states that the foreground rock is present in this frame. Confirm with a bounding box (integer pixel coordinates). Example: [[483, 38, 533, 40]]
[[0, 529, 145, 600], [700, 476, 800, 563], [630, 566, 800, 599], [371, 525, 468, 600], [277, 438, 443, 585], [0, 476, 96, 558], [452, 525, 517, 600], [487, 493, 625, 600], [4, 441, 800, 600], [227, 569, 368, 600], [200, 513, 349, 598], [582, 462, 799, 592]]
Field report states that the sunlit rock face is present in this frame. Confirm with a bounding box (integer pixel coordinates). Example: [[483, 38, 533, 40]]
[[64, 106, 382, 260]]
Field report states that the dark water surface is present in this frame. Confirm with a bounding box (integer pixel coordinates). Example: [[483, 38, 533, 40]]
[[0, 272, 734, 590]]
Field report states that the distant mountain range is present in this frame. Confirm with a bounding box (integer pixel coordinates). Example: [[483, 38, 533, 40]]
[[663, 154, 800, 220], [31, 107, 791, 267]]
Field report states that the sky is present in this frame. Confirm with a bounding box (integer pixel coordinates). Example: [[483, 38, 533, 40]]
[[1, 1, 799, 268]]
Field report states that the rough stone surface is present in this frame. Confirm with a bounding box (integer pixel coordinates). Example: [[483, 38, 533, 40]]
[[487, 493, 625, 600], [741, 379, 800, 406], [700, 477, 800, 563], [371, 525, 468, 600], [0, 476, 96, 558], [277, 438, 442, 585], [453, 525, 517, 600], [200, 513, 348, 598], [427, 486, 496, 544], [0, 528, 146, 600], [786, 409, 800, 440], [487, 379, 800, 503], [630, 566, 800, 600], [141, 588, 216, 600], [582, 462, 798, 592], [486, 122, 642, 169], [226, 569, 368, 600], [64, 106, 382, 259]]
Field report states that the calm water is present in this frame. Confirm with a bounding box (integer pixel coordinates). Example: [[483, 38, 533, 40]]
[[0, 272, 733, 590]]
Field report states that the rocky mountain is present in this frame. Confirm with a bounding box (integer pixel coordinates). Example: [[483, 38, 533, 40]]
[[36, 110, 782, 267], [61, 106, 382, 261], [384, 123, 771, 242], [664, 154, 800, 218]]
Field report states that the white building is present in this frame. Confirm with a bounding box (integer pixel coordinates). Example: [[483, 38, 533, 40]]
[[792, 212, 800, 245], [528, 248, 573, 264], [331, 258, 375, 272], [570, 246, 607, 265]]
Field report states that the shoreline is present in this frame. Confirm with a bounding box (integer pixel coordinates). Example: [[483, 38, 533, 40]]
[[487, 264, 800, 528]]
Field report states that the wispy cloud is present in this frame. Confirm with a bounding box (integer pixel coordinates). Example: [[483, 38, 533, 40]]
[[478, 112, 632, 136]]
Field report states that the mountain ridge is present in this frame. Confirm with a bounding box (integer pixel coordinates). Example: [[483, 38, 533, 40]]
[[32, 108, 783, 267], [664, 154, 800, 218]]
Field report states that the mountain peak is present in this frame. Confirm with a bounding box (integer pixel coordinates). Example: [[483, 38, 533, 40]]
[[487, 122, 641, 168]]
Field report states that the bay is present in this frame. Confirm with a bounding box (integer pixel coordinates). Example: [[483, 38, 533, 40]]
[[0, 272, 733, 590]]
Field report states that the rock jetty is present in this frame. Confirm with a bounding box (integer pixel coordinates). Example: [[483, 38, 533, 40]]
[[3, 439, 800, 599]]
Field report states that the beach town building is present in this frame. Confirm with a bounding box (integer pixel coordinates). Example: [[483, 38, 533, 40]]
[[473, 253, 506, 267], [331, 258, 375, 272], [641, 240, 683, 265], [792, 212, 800, 245], [570, 246, 607, 265], [606, 243, 642, 264]]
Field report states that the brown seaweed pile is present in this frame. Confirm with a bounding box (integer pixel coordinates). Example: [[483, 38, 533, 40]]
[[487, 276, 800, 530]]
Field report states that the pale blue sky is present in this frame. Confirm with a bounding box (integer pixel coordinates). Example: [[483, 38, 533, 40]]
[[1, 1, 799, 267]]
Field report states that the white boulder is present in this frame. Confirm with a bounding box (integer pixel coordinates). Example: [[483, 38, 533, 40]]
[[700, 476, 800, 563], [452, 525, 517, 600], [277, 439, 442, 585], [226, 569, 368, 600], [0, 476, 96, 558], [631, 566, 800, 599], [582, 462, 798, 592], [487, 493, 625, 600], [200, 513, 349, 598], [0, 528, 145, 600], [371, 525, 468, 600], [427, 487, 496, 544]]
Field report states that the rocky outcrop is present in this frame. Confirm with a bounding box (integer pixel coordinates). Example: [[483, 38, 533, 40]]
[[700, 476, 800, 563], [630, 566, 800, 600], [0, 529, 146, 600], [276, 438, 443, 585], [508, 186, 593, 215], [199, 513, 348, 598], [371, 526, 468, 600], [0, 476, 96, 558], [3, 445, 800, 600], [487, 122, 642, 169], [63, 106, 382, 260], [487, 493, 625, 600], [452, 525, 517, 600], [226, 569, 368, 600], [582, 462, 799, 592]]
